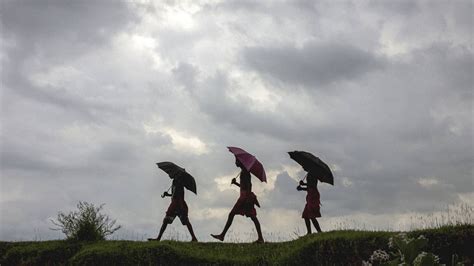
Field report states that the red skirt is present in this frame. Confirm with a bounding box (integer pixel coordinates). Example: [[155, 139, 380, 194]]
[[302, 187, 321, 218], [166, 198, 188, 218], [230, 191, 259, 217]]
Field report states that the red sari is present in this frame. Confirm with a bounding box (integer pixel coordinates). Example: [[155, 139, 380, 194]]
[[230, 191, 259, 217], [302, 186, 321, 218]]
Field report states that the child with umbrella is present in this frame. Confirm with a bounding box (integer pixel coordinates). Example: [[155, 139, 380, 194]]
[[297, 170, 323, 234], [289, 151, 334, 235], [211, 147, 266, 243], [148, 162, 198, 242]]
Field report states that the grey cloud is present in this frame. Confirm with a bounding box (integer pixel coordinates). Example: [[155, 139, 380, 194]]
[[1, 0, 473, 241], [368, 0, 420, 16], [1, 0, 138, 115], [172, 62, 199, 90], [263, 168, 462, 219], [262, 172, 303, 210], [242, 42, 385, 88], [411, 43, 473, 98], [214, 0, 318, 16], [172, 63, 347, 145], [1, 0, 137, 51]]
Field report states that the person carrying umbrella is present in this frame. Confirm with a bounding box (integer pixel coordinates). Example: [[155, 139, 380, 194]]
[[148, 162, 198, 242], [297, 170, 323, 234], [289, 151, 334, 235], [211, 147, 265, 243]]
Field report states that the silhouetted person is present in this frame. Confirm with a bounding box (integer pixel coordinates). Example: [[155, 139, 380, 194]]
[[211, 159, 264, 243], [148, 173, 197, 242], [297, 170, 322, 235]]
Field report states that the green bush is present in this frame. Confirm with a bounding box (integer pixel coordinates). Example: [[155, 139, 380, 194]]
[[51, 201, 121, 241]]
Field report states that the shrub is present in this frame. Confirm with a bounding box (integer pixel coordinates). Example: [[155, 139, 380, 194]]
[[51, 201, 121, 241]]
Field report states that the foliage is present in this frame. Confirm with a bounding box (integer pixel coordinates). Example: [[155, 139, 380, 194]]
[[412, 252, 440, 266], [391, 233, 431, 264], [363, 232, 460, 266], [51, 201, 121, 241], [1, 225, 472, 265], [1, 241, 82, 265]]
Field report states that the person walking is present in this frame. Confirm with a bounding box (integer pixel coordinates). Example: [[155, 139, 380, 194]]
[[211, 147, 266, 243]]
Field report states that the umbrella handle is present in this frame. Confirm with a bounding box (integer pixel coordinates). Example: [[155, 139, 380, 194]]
[[299, 173, 307, 183], [230, 172, 240, 186], [162, 184, 172, 198]]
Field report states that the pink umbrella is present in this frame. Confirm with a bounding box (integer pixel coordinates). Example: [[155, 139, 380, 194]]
[[227, 146, 267, 182]]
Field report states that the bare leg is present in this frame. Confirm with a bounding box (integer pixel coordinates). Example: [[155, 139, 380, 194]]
[[311, 218, 322, 233], [158, 218, 172, 240], [211, 213, 235, 241], [304, 218, 312, 235], [185, 220, 198, 242], [151, 217, 171, 241], [250, 216, 264, 243]]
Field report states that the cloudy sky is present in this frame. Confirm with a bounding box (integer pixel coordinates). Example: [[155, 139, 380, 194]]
[[1, 0, 472, 242]]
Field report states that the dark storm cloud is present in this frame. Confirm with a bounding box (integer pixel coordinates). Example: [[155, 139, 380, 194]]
[[1, 0, 138, 112], [1, 0, 137, 51], [242, 42, 385, 88], [368, 0, 420, 16], [172, 62, 353, 145], [176, 39, 473, 218]]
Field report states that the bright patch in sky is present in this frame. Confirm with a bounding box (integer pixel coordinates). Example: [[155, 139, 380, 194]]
[[144, 123, 208, 155], [418, 177, 439, 188]]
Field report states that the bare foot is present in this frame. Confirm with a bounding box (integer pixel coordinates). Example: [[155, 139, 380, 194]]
[[147, 238, 159, 241], [191, 238, 198, 242], [210, 234, 224, 241], [253, 239, 264, 244]]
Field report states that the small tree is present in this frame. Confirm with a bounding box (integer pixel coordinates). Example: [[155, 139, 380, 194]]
[[51, 201, 121, 241]]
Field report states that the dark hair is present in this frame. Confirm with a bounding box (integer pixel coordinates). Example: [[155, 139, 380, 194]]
[[235, 158, 243, 168]]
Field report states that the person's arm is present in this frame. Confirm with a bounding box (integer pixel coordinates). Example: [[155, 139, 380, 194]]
[[161, 191, 172, 198], [299, 179, 307, 186], [162, 181, 176, 198], [296, 185, 307, 191], [231, 178, 240, 187]]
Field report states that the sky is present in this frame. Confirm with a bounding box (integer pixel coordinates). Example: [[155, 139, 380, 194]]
[[0, 0, 472, 242]]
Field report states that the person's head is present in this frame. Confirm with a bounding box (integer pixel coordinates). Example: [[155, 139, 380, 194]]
[[235, 158, 243, 168], [170, 169, 184, 179]]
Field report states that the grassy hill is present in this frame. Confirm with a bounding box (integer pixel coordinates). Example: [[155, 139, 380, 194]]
[[1, 225, 472, 265]]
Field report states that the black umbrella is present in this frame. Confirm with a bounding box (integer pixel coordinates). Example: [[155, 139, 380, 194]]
[[156, 162, 197, 194], [288, 151, 334, 185]]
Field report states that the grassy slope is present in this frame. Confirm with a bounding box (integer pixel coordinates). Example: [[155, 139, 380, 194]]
[[1, 225, 473, 265]]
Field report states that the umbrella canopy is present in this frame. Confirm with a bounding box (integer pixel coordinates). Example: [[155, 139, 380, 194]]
[[288, 151, 334, 185], [228, 146, 267, 182], [156, 162, 197, 194]]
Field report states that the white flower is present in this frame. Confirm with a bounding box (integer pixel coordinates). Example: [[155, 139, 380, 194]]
[[388, 237, 394, 248], [398, 232, 407, 239], [369, 249, 390, 263], [413, 252, 440, 266]]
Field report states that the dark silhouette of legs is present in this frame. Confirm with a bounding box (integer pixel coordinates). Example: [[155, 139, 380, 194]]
[[311, 218, 322, 233], [150, 217, 172, 241], [304, 218, 312, 235], [211, 213, 235, 241], [250, 216, 264, 243], [186, 220, 198, 242]]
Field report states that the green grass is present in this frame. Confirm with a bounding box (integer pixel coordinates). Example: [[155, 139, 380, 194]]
[[1, 225, 472, 265]]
